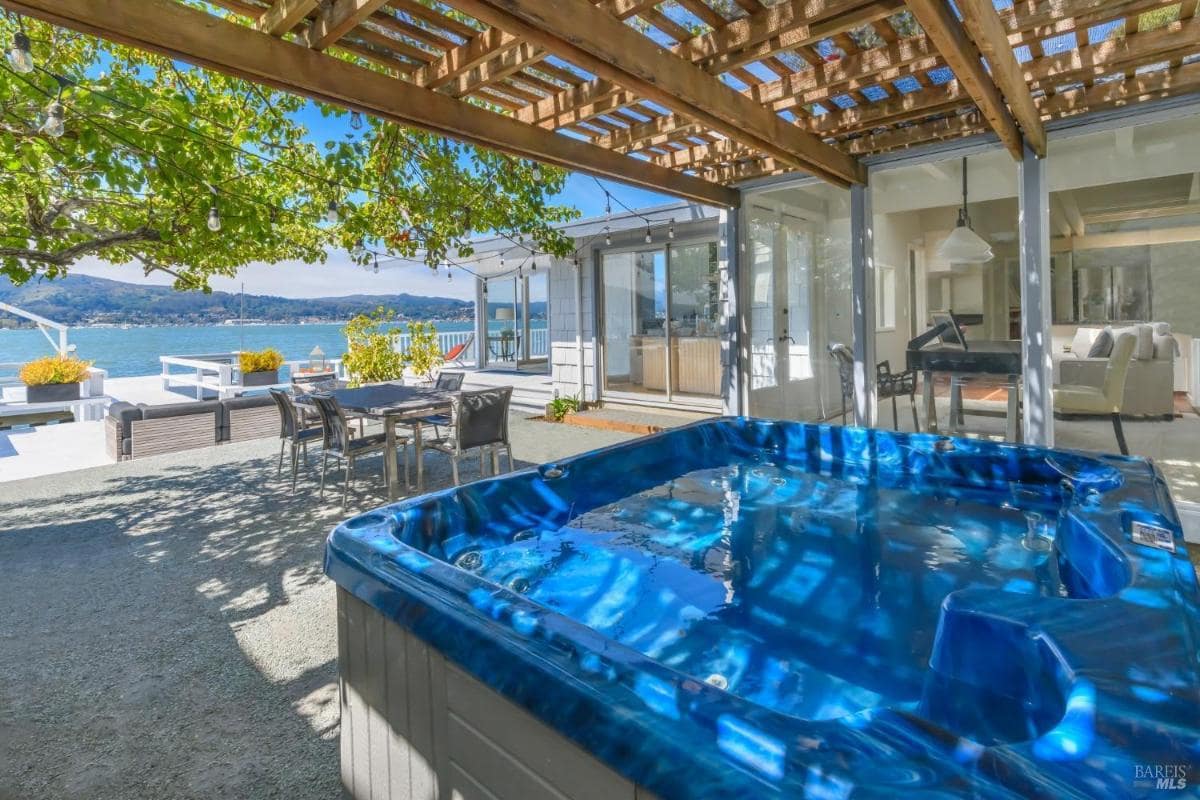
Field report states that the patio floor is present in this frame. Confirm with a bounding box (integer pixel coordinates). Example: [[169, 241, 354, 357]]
[[0, 413, 644, 800]]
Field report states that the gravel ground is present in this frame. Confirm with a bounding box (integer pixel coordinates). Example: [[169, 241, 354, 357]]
[[0, 414, 639, 800]]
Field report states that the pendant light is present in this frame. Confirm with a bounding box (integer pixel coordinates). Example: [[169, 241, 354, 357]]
[[937, 157, 993, 265]]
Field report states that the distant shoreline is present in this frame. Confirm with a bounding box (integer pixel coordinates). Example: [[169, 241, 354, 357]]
[[0, 317, 475, 331]]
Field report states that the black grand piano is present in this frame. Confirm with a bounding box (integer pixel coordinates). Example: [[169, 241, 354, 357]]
[[906, 311, 1022, 441]]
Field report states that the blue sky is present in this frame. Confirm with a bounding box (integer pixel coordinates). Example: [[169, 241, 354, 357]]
[[75, 98, 674, 300]]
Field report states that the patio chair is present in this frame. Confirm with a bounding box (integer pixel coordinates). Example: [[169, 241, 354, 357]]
[[424, 387, 514, 486], [269, 388, 323, 494], [828, 343, 855, 425], [444, 334, 474, 366], [1054, 332, 1136, 455], [418, 371, 467, 437], [293, 375, 365, 434], [877, 360, 919, 432], [311, 393, 410, 507]]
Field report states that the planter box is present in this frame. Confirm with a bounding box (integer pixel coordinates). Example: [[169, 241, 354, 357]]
[[26, 382, 81, 403], [242, 369, 279, 387]]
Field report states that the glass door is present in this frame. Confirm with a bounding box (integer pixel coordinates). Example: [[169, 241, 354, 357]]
[[524, 270, 549, 368], [668, 242, 722, 399], [747, 207, 821, 419], [601, 249, 667, 398]]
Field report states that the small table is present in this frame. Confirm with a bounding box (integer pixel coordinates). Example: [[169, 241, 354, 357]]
[[298, 383, 453, 500], [486, 334, 520, 361], [906, 341, 1023, 442]]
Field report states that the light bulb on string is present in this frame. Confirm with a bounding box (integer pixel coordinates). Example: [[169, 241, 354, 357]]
[[605, 194, 612, 221], [644, 225, 652, 244], [325, 199, 340, 224], [373, 254, 379, 274], [531, 162, 542, 182], [349, 111, 363, 130], [39, 88, 65, 139], [6, 25, 34, 74], [207, 205, 221, 232], [668, 219, 675, 240], [604, 226, 611, 247]]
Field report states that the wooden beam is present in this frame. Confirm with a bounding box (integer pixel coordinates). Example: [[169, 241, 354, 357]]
[[905, 0, 1024, 159], [449, 42, 544, 97], [518, 0, 903, 131], [1057, 191, 1086, 236], [698, 0, 904, 74], [957, 0, 1046, 156], [1025, 17, 1200, 90], [452, 0, 864, 185], [255, 0, 317, 35], [414, 27, 522, 89], [3, 0, 738, 207], [306, 0, 392, 50]]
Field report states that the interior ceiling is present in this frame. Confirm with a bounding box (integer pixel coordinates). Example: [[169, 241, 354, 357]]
[[6, 0, 1200, 205]]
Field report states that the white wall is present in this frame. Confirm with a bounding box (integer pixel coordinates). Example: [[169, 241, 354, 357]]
[[548, 255, 597, 403]]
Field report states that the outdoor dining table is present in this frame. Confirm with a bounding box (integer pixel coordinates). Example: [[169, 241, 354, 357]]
[[298, 382, 452, 501]]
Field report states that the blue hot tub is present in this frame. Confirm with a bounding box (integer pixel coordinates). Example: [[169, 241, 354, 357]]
[[326, 418, 1200, 798]]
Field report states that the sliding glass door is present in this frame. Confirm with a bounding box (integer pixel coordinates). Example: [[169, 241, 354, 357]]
[[600, 241, 722, 404], [601, 249, 667, 397]]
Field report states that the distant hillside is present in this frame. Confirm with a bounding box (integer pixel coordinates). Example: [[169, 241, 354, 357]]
[[0, 274, 474, 326]]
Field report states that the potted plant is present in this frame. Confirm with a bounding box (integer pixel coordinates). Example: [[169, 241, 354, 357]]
[[19, 354, 92, 403], [545, 393, 580, 422], [239, 348, 285, 386]]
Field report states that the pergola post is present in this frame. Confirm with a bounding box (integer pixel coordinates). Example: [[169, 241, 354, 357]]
[[474, 274, 488, 368], [719, 200, 742, 416], [850, 182, 877, 427], [1019, 145, 1054, 447]]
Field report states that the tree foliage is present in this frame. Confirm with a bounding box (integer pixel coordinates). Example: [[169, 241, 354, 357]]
[[0, 16, 578, 290]]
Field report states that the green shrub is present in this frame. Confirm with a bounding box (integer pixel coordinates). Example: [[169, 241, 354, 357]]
[[342, 307, 405, 387], [19, 354, 92, 386], [238, 347, 284, 373], [405, 321, 444, 382], [546, 394, 580, 421]]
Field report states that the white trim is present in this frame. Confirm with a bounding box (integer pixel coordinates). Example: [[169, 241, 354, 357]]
[[1178, 500, 1200, 544]]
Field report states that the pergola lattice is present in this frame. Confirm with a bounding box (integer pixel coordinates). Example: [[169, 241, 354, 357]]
[[5, 0, 1199, 207]]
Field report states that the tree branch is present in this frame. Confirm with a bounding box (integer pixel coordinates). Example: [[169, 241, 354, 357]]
[[0, 227, 161, 267]]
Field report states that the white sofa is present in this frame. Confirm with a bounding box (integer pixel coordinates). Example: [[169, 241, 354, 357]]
[[1053, 324, 1178, 419]]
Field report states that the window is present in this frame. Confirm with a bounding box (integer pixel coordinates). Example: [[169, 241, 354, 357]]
[[876, 264, 896, 330]]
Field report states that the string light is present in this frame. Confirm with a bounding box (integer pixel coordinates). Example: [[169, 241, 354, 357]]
[[604, 194, 611, 221], [39, 80, 67, 138], [373, 253, 379, 274], [206, 188, 221, 232], [604, 226, 611, 246], [531, 163, 542, 182], [668, 219, 675, 240], [325, 199, 340, 224], [644, 225, 652, 244], [349, 110, 363, 130], [6, 20, 33, 74]]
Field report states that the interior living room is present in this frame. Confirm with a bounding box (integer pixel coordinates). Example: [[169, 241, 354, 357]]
[[869, 115, 1199, 513]]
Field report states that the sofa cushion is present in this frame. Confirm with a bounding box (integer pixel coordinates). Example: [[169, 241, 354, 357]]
[[1153, 333, 1180, 360], [1069, 327, 1096, 357], [139, 400, 221, 420], [1131, 324, 1154, 360], [1086, 328, 1114, 358], [221, 394, 275, 411], [107, 401, 143, 426]]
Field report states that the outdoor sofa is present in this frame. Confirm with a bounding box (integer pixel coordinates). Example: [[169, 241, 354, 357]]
[[105, 394, 278, 461]]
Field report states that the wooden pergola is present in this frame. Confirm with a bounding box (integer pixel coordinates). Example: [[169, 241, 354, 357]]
[[5, 0, 1199, 207]]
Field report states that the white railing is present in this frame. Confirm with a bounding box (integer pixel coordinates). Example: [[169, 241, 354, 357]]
[[528, 327, 548, 358], [388, 327, 549, 365]]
